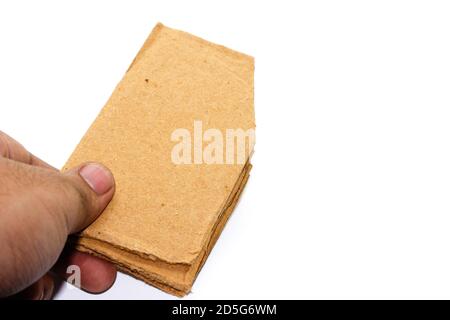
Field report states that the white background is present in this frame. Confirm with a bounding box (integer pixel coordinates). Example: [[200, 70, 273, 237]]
[[1, 0, 450, 299]]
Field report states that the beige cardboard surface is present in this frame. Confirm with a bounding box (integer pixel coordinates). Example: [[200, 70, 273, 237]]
[[63, 23, 255, 296], [74, 163, 251, 296]]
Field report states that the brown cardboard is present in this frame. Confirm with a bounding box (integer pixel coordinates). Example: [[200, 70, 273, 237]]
[[63, 23, 255, 296], [73, 163, 251, 296]]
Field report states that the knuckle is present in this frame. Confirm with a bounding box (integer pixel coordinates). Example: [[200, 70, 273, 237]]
[[0, 131, 31, 163], [0, 132, 11, 158]]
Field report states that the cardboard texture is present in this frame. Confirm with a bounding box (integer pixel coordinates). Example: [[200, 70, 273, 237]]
[[63, 23, 255, 296]]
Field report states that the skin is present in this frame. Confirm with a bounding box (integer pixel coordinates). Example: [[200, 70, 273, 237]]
[[0, 131, 117, 299]]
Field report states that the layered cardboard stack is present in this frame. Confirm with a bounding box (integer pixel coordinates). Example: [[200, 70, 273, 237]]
[[63, 23, 255, 296]]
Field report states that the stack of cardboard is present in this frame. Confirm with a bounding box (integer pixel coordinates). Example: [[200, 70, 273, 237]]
[[63, 23, 255, 296]]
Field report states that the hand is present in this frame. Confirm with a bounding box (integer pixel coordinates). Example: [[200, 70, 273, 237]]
[[0, 131, 116, 299]]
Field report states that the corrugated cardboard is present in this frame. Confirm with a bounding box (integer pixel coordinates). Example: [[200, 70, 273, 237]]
[[63, 23, 255, 296]]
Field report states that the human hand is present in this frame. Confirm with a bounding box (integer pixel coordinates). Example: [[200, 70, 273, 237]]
[[0, 131, 116, 299]]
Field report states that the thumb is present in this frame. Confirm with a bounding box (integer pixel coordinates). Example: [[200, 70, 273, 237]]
[[59, 163, 115, 233], [0, 159, 115, 297]]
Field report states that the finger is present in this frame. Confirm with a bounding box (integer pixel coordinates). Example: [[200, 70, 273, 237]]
[[52, 249, 116, 293], [7, 274, 54, 300], [0, 131, 55, 169], [13, 277, 44, 300]]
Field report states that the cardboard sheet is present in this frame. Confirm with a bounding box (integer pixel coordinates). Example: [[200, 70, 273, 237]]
[[63, 23, 255, 296]]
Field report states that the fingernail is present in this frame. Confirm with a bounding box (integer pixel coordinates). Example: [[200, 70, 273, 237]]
[[79, 163, 114, 195]]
